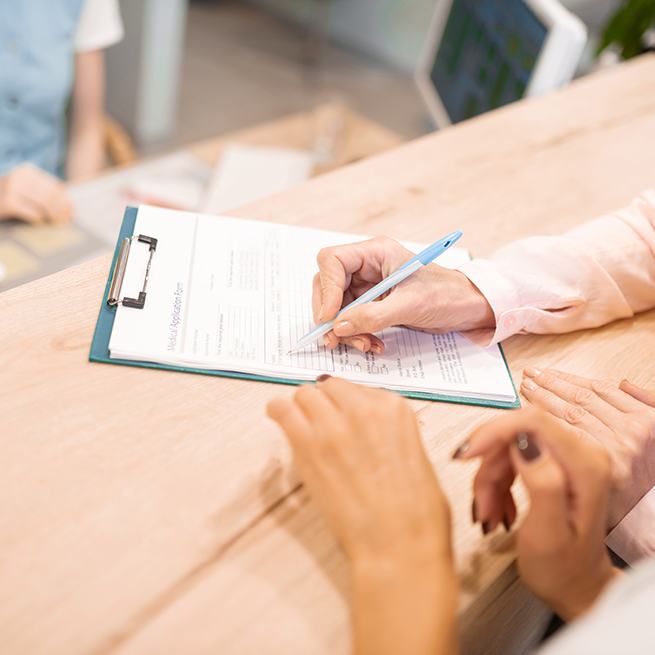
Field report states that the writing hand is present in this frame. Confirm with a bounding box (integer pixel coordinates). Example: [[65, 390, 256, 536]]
[[312, 236, 494, 353]]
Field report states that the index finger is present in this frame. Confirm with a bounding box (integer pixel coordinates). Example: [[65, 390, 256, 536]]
[[314, 242, 365, 322]]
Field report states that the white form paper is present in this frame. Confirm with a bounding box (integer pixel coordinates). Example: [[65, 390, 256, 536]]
[[109, 207, 516, 402]]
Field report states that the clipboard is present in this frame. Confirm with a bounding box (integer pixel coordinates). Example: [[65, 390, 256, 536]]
[[90, 207, 521, 409]]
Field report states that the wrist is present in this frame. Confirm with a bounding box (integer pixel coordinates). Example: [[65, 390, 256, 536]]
[[352, 548, 453, 578], [351, 552, 459, 655], [431, 267, 495, 332], [551, 565, 622, 622]]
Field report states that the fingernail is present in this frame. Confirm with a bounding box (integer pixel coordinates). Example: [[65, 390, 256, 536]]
[[481, 521, 491, 535], [522, 378, 537, 391], [316, 374, 331, 383], [471, 499, 478, 523], [515, 431, 541, 461], [503, 513, 511, 532], [452, 440, 470, 459], [323, 335, 330, 347], [352, 337, 368, 351], [334, 320, 353, 336], [524, 367, 542, 378], [371, 343, 383, 354]]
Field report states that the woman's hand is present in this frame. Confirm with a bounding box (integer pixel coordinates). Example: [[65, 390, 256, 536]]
[[455, 409, 620, 621], [312, 236, 495, 353], [267, 376, 457, 655], [0, 163, 73, 224], [520, 369, 655, 526]]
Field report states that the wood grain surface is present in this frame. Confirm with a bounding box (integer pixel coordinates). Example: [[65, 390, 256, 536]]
[[2, 55, 654, 655]]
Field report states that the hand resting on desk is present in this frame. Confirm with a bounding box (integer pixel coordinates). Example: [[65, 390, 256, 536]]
[[518, 369, 655, 528], [0, 163, 73, 224], [267, 377, 622, 655]]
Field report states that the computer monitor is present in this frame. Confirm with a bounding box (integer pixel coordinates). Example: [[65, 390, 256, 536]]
[[416, 0, 587, 127]]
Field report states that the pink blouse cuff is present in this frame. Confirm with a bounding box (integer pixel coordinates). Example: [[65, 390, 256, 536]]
[[456, 258, 524, 345], [606, 487, 655, 566]]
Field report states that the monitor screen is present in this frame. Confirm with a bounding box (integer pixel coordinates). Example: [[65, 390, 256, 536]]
[[430, 0, 548, 123]]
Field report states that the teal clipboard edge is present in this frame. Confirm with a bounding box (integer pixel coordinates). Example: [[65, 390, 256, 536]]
[[89, 207, 521, 410]]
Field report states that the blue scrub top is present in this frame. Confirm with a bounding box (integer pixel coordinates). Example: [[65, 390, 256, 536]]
[[0, 0, 86, 178]]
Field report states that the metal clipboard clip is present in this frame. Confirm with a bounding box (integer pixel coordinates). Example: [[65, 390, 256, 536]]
[[107, 234, 158, 309]]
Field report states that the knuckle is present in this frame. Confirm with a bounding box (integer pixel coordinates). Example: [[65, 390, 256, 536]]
[[538, 372, 556, 388], [316, 246, 337, 266], [573, 387, 595, 406], [371, 235, 394, 247], [564, 404, 587, 425], [591, 378, 616, 395]]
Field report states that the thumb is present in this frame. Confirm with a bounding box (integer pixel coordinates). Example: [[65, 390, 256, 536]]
[[333, 294, 407, 337], [620, 379, 655, 408], [510, 432, 571, 546]]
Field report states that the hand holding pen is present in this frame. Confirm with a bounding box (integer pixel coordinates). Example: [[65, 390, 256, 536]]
[[300, 233, 495, 354]]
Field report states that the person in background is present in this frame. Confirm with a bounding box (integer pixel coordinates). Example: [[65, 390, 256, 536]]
[[268, 376, 655, 655], [311, 190, 655, 565], [0, 0, 123, 224]]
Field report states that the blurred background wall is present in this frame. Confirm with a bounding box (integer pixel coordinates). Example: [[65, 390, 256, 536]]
[[104, 0, 627, 152]]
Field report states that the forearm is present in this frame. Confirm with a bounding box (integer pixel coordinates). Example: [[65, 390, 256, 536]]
[[67, 50, 107, 182], [66, 123, 105, 181], [457, 191, 655, 345], [351, 556, 459, 655]]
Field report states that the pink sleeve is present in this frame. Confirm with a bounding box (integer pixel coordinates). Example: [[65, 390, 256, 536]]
[[457, 192, 655, 566], [606, 487, 655, 565], [457, 190, 655, 346]]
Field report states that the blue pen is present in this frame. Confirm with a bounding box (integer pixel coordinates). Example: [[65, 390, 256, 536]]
[[288, 230, 463, 354]]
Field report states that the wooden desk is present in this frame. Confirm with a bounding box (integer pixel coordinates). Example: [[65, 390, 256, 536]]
[[2, 55, 655, 654], [189, 105, 404, 172]]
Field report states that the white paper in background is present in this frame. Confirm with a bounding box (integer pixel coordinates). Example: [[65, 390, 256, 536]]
[[69, 151, 211, 244], [201, 144, 314, 214]]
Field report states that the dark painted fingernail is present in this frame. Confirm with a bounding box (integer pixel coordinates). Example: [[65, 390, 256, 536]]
[[481, 521, 491, 535], [452, 440, 470, 459], [471, 499, 478, 524], [515, 431, 541, 461], [316, 374, 332, 382], [503, 514, 511, 532]]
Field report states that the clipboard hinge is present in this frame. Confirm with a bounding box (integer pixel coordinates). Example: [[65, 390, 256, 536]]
[[107, 234, 158, 310]]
